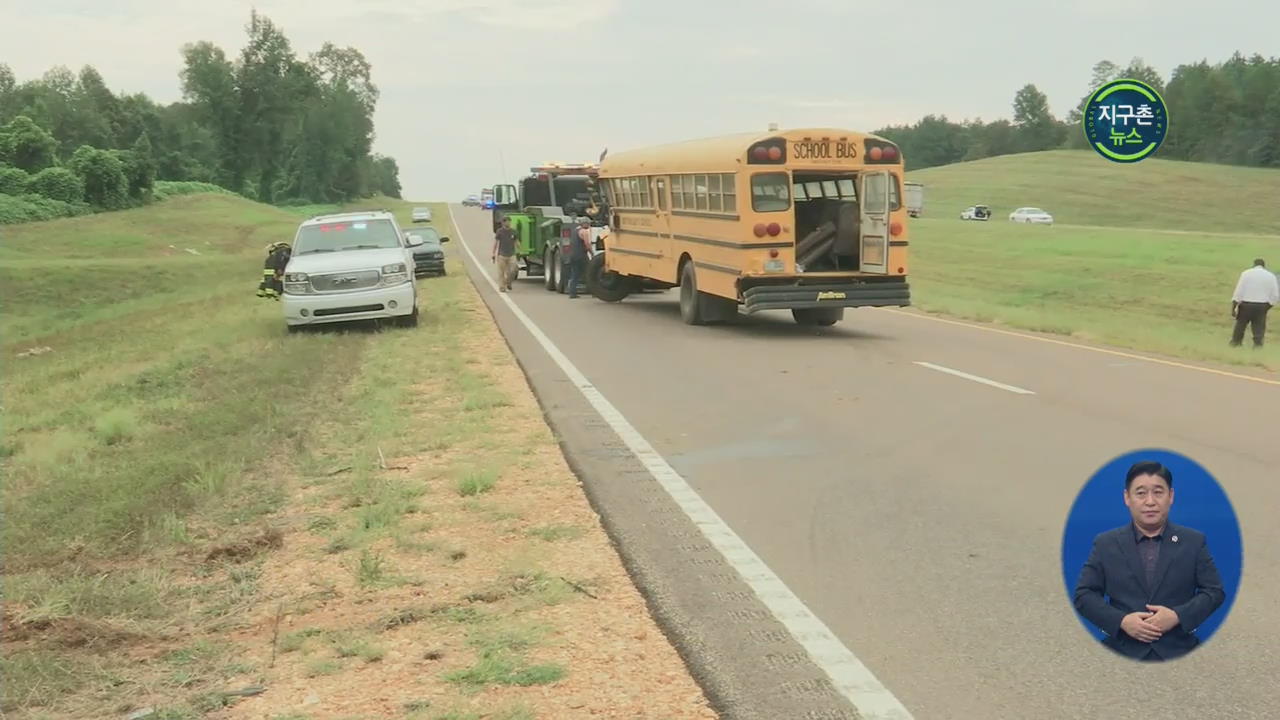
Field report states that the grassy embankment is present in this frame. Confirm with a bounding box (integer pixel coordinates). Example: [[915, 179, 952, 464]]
[[906, 150, 1280, 369], [1, 196, 714, 719]]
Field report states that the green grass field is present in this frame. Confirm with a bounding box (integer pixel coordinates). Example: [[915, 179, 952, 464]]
[[0, 194, 453, 716], [906, 151, 1280, 369]]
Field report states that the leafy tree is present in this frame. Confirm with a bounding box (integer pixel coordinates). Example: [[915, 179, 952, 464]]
[[68, 145, 129, 209], [0, 115, 59, 172], [1011, 84, 1063, 151]]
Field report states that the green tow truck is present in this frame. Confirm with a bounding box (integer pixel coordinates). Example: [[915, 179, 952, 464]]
[[491, 163, 610, 293]]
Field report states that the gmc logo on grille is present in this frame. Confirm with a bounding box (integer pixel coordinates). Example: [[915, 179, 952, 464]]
[[333, 276, 359, 285]]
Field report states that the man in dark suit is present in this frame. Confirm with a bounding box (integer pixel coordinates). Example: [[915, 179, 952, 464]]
[[1073, 461, 1226, 661]]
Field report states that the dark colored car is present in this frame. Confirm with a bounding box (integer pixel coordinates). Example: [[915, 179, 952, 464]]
[[405, 227, 449, 276]]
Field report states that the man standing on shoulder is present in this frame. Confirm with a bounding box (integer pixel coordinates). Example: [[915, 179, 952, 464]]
[[566, 217, 594, 299], [492, 217, 518, 292], [1230, 258, 1279, 348], [1073, 461, 1226, 662]]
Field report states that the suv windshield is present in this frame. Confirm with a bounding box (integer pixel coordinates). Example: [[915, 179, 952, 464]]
[[294, 219, 401, 254]]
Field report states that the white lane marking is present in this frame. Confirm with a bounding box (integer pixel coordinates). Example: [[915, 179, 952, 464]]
[[448, 205, 914, 720], [913, 361, 1036, 395]]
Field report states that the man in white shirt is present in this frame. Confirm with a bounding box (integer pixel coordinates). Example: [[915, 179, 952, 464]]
[[1230, 258, 1280, 348]]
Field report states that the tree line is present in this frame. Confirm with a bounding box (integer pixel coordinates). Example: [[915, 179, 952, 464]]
[[874, 53, 1280, 171], [0, 10, 401, 223]]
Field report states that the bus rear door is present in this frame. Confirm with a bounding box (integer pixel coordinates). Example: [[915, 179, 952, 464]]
[[859, 171, 890, 274]]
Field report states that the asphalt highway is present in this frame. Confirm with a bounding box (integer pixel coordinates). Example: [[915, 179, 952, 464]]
[[449, 205, 1278, 720]]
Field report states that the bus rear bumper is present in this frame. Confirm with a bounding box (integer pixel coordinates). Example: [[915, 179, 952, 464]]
[[740, 278, 911, 314]]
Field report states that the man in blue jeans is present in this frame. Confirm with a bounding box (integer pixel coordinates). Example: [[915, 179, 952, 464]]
[[566, 217, 593, 299]]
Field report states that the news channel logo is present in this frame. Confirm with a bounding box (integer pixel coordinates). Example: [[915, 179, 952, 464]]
[[1083, 79, 1169, 163]]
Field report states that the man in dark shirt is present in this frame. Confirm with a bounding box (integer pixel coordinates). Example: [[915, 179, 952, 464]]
[[1073, 461, 1225, 661], [565, 217, 593, 299], [492, 217, 518, 292]]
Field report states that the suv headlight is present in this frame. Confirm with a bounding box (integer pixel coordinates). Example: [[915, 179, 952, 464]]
[[283, 272, 311, 294], [381, 263, 410, 286]]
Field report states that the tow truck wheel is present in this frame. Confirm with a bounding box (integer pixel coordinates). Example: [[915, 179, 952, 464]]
[[586, 252, 631, 303], [544, 246, 558, 291]]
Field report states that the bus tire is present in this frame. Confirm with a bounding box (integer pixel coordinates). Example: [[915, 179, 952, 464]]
[[544, 246, 558, 291], [679, 262, 737, 325], [792, 307, 843, 326], [586, 252, 631, 302]]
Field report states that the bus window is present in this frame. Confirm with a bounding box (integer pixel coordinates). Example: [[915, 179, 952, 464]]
[[821, 179, 838, 198], [708, 175, 722, 212], [804, 181, 823, 199], [722, 174, 737, 212], [695, 174, 708, 211], [751, 173, 790, 212], [793, 183, 808, 201], [864, 173, 888, 213], [837, 178, 857, 199], [671, 175, 684, 209], [888, 175, 901, 211]]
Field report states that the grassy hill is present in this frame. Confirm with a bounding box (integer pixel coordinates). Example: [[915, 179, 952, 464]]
[[907, 150, 1280, 235], [904, 151, 1280, 369]]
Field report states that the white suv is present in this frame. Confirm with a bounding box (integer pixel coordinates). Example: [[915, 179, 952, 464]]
[[282, 210, 420, 331]]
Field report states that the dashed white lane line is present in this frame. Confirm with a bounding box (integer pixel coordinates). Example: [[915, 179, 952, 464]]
[[914, 361, 1036, 395], [447, 205, 915, 720]]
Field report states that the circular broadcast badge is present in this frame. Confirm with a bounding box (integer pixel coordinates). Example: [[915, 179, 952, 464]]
[[1061, 449, 1242, 661], [1083, 78, 1168, 163]]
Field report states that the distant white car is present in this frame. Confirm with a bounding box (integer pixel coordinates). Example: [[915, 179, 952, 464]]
[[960, 205, 991, 221], [1009, 207, 1053, 224], [411, 207, 432, 223]]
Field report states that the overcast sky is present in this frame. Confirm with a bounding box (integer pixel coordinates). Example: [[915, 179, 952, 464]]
[[1, 0, 1275, 200]]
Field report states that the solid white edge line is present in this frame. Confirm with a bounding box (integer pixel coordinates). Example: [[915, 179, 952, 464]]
[[447, 205, 915, 720], [913, 361, 1036, 395]]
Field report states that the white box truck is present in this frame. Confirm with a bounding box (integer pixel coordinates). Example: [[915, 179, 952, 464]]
[[905, 182, 924, 218]]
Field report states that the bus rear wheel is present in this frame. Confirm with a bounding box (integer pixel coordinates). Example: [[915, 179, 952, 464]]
[[792, 307, 843, 326], [586, 253, 631, 302], [679, 262, 736, 325]]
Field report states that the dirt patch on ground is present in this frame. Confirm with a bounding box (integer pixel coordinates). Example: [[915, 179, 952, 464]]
[[203, 274, 719, 719]]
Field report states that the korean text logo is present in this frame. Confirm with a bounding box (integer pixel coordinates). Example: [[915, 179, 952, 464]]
[[1083, 78, 1168, 163]]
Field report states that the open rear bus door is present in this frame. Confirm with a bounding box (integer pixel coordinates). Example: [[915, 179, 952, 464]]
[[859, 170, 890, 274]]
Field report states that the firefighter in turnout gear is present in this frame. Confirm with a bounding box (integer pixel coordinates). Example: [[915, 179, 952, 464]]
[[257, 242, 291, 299]]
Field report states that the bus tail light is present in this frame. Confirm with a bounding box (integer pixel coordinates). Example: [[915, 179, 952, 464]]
[[748, 138, 787, 164], [766, 223, 781, 236], [864, 139, 901, 164], [890, 221, 903, 236], [753, 223, 767, 237], [769, 248, 779, 258]]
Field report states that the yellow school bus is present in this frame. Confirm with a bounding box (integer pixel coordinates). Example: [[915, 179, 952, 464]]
[[586, 128, 910, 326]]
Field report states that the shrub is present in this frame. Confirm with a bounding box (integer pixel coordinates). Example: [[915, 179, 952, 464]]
[[151, 181, 235, 201], [0, 193, 92, 225], [0, 166, 30, 195], [25, 167, 84, 203]]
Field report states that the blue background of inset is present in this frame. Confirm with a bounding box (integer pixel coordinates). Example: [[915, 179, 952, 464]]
[[1061, 448, 1242, 645]]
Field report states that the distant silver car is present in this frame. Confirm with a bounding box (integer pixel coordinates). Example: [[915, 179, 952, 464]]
[[462, 195, 481, 207], [1009, 207, 1053, 224], [960, 205, 991, 221], [411, 207, 432, 223]]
